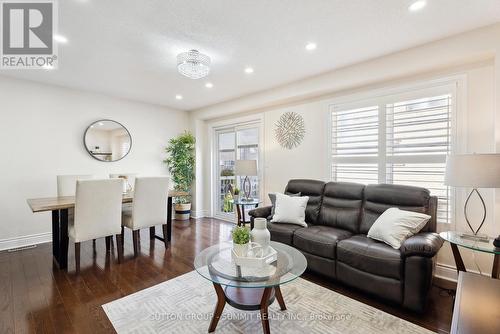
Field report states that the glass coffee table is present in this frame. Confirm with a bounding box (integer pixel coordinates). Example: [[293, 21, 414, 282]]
[[194, 241, 307, 334], [440, 231, 500, 279]]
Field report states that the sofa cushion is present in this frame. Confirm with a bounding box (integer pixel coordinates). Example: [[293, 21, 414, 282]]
[[271, 193, 309, 227], [319, 182, 364, 233], [267, 221, 304, 245], [360, 184, 431, 234], [337, 235, 403, 280], [294, 226, 352, 259], [269, 191, 301, 218], [285, 179, 325, 225]]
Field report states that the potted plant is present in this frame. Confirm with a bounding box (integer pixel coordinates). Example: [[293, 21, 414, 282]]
[[233, 187, 240, 201], [164, 131, 196, 221], [232, 226, 250, 257]]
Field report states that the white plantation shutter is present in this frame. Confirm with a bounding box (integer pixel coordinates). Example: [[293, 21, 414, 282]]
[[386, 95, 452, 224], [331, 87, 454, 224], [331, 106, 379, 184]]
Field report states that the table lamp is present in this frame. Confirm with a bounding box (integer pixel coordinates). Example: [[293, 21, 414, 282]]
[[235, 160, 257, 201], [445, 154, 500, 245]]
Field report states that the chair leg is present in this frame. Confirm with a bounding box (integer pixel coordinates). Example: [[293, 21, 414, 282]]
[[92, 239, 96, 247], [121, 226, 125, 251], [132, 230, 139, 257], [105, 236, 111, 252], [116, 234, 123, 263], [149, 226, 155, 241], [75, 242, 81, 272], [162, 224, 169, 249]]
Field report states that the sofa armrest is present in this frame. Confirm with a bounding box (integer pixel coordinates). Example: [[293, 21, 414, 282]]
[[248, 206, 272, 219], [401, 232, 444, 258]]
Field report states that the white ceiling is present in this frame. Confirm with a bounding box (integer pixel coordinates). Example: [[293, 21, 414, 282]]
[[3, 0, 500, 111]]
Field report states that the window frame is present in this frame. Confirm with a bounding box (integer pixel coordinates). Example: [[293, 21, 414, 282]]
[[209, 114, 265, 222], [328, 77, 466, 227]]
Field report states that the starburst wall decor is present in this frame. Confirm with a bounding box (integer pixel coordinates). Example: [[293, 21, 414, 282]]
[[274, 112, 305, 149]]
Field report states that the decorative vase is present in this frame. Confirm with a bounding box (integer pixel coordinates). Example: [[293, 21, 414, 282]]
[[174, 203, 191, 221], [233, 242, 249, 257], [251, 218, 271, 255]]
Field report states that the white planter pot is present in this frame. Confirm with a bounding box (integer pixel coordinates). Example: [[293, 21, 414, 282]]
[[251, 218, 271, 255], [174, 203, 191, 221], [232, 243, 249, 257]]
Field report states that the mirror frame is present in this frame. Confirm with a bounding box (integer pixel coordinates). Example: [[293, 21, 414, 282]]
[[83, 119, 133, 162]]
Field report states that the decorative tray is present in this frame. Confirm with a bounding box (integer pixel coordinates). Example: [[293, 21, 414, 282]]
[[231, 246, 278, 268]]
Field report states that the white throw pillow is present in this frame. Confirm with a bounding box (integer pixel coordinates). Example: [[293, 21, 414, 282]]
[[271, 193, 309, 227], [367, 207, 431, 249]]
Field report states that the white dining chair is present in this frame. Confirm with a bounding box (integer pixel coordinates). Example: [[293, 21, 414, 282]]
[[121, 176, 170, 257], [70, 179, 124, 270], [57, 174, 94, 197], [57, 174, 96, 245]]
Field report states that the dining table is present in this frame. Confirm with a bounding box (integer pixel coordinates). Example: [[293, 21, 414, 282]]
[[27, 191, 188, 269]]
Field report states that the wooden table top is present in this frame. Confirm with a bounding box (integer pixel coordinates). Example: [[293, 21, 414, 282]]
[[27, 191, 188, 213]]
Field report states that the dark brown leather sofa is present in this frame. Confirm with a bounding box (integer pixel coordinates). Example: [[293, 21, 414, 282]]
[[249, 179, 444, 313]]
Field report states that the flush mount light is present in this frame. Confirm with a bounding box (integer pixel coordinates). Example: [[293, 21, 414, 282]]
[[177, 50, 211, 79], [175, 94, 183, 100], [409, 0, 427, 12], [205, 82, 214, 88], [244, 67, 254, 74], [53, 34, 68, 44], [305, 42, 317, 51]]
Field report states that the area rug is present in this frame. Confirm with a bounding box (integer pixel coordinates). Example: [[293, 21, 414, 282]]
[[102, 270, 434, 334]]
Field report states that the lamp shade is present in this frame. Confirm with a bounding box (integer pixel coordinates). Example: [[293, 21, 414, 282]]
[[445, 154, 500, 188], [235, 160, 257, 176]]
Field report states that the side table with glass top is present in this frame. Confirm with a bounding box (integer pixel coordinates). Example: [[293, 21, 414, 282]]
[[440, 231, 500, 279], [230, 198, 260, 229], [194, 241, 307, 334]]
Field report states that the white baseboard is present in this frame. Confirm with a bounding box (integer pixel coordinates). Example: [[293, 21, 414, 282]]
[[434, 263, 458, 282], [434, 262, 489, 283], [0, 232, 52, 252], [191, 210, 209, 218]]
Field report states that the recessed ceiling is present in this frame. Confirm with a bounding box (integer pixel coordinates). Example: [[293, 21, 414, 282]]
[[2, 0, 500, 111]]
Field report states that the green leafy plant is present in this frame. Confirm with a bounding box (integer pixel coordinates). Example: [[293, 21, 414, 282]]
[[232, 227, 250, 245], [220, 169, 234, 177], [163, 131, 196, 204]]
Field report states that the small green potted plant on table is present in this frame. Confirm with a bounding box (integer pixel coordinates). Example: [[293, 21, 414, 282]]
[[232, 226, 250, 257], [164, 131, 195, 221]]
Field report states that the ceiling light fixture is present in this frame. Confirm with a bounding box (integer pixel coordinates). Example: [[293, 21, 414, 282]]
[[244, 67, 254, 74], [305, 42, 317, 51], [205, 82, 214, 88], [53, 34, 68, 44], [409, 0, 427, 12], [177, 49, 211, 79], [175, 94, 183, 100]]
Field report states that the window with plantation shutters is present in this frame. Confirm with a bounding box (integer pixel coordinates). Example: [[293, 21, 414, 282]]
[[331, 86, 454, 224]]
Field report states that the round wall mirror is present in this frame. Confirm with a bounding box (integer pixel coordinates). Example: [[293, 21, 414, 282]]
[[84, 120, 132, 162]]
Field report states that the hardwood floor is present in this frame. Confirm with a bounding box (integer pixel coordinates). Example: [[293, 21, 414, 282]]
[[0, 218, 453, 334]]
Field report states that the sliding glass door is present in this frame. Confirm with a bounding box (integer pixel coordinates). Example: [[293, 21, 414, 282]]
[[215, 123, 260, 220]]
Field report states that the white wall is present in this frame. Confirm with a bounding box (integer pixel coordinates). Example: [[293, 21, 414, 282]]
[[0, 76, 188, 249], [191, 23, 500, 282]]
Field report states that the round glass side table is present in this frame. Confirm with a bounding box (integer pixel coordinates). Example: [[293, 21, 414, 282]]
[[440, 231, 500, 279], [230, 198, 261, 229], [194, 241, 307, 334]]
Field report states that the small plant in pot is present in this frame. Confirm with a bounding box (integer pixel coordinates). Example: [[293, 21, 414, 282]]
[[232, 227, 250, 257], [233, 187, 240, 201], [164, 131, 195, 221]]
